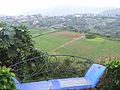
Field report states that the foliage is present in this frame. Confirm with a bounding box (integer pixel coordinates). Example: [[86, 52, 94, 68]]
[[0, 23, 48, 82], [33, 30, 120, 60], [85, 33, 96, 39], [46, 58, 92, 79], [0, 24, 34, 66], [0, 21, 7, 27], [98, 60, 120, 90], [12, 49, 48, 82], [1, 15, 120, 38], [33, 31, 71, 51], [12, 55, 93, 82], [0, 66, 16, 90]]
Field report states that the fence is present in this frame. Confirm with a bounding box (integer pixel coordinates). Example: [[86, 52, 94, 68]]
[[9, 54, 94, 83]]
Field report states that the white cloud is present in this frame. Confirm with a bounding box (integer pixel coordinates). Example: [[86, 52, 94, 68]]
[[0, 0, 120, 15]]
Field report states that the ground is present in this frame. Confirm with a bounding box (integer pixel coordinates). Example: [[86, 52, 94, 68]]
[[53, 31, 82, 39], [31, 29, 120, 60]]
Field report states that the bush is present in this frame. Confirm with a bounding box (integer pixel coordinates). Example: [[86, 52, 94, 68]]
[[98, 60, 120, 89], [0, 66, 16, 90], [0, 23, 48, 82], [16, 49, 48, 82], [0, 24, 34, 66], [85, 33, 96, 39]]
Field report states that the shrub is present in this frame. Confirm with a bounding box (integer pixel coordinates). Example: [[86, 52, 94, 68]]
[[16, 49, 48, 82], [85, 33, 96, 39], [98, 60, 120, 89], [0, 23, 48, 82], [0, 66, 16, 90], [0, 24, 34, 66]]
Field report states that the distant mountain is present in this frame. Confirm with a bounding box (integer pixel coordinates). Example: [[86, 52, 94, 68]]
[[23, 7, 114, 16], [99, 8, 120, 17]]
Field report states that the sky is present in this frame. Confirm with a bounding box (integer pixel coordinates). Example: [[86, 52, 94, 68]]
[[0, 0, 120, 16]]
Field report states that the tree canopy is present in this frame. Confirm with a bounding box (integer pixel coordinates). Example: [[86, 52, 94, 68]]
[[0, 23, 47, 67]]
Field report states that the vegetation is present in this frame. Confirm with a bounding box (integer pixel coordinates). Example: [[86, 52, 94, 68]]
[[33, 31, 72, 51], [32, 31, 120, 60], [0, 24, 34, 66], [85, 33, 96, 39], [58, 38, 120, 59], [0, 13, 120, 89], [1, 14, 120, 38], [98, 60, 120, 90], [0, 23, 48, 82], [10, 54, 93, 82], [0, 66, 16, 90], [29, 28, 56, 37]]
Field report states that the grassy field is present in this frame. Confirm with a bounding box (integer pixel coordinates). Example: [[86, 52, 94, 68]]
[[33, 31, 81, 51], [29, 28, 56, 37], [31, 29, 120, 60], [55, 37, 120, 60]]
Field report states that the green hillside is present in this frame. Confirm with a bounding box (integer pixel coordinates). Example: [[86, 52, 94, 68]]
[[32, 30, 120, 60], [33, 31, 73, 51], [29, 28, 56, 37], [55, 38, 120, 59]]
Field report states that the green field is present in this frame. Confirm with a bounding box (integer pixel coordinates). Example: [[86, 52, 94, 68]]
[[33, 31, 73, 51], [29, 28, 56, 37], [55, 38, 120, 59], [31, 29, 120, 60]]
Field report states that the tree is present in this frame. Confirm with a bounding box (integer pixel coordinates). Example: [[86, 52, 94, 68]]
[[0, 23, 48, 66], [0, 24, 33, 66], [85, 32, 96, 39], [0, 23, 48, 82], [0, 21, 7, 27]]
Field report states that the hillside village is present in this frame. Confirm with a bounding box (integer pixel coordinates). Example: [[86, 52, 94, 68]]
[[1, 11, 120, 38]]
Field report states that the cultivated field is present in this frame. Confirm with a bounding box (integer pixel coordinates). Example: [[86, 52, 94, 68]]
[[33, 31, 82, 51], [55, 37, 120, 60], [29, 28, 56, 37], [31, 29, 120, 60]]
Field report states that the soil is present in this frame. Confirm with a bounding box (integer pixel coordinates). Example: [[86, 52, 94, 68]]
[[53, 31, 81, 39]]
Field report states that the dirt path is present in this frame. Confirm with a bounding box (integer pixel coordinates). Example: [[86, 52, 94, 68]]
[[49, 34, 85, 53]]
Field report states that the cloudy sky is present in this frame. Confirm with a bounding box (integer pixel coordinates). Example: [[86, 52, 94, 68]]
[[0, 0, 120, 15]]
